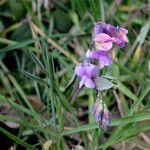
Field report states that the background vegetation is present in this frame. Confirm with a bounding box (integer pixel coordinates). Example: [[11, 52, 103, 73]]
[[0, 0, 150, 149]]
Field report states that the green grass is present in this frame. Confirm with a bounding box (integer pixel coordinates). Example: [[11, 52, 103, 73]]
[[0, 0, 150, 149]]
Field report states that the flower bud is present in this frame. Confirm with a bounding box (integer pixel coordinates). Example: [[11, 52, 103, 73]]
[[100, 105, 110, 131], [91, 100, 103, 123], [91, 100, 110, 131]]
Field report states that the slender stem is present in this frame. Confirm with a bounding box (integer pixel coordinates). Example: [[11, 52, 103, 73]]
[[100, 0, 105, 22]]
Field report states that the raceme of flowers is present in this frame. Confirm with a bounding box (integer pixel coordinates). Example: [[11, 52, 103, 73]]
[[74, 21, 128, 130], [75, 21, 128, 88]]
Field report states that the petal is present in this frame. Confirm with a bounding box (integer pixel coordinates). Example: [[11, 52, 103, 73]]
[[98, 51, 112, 69], [104, 114, 110, 126], [121, 34, 128, 42], [115, 40, 125, 48], [85, 64, 98, 78], [79, 75, 87, 88], [94, 109, 102, 122], [93, 24, 102, 37], [86, 50, 100, 59], [74, 63, 85, 77], [117, 32, 128, 43], [120, 27, 128, 34], [100, 109, 110, 130], [84, 77, 95, 89], [95, 41, 113, 51], [93, 22, 107, 37], [111, 37, 117, 43], [91, 101, 99, 115], [94, 33, 113, 51], [93, 33, 112, 43], [106, 24, 117, 35]]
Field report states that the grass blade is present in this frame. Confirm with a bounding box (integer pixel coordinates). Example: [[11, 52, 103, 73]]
[[0, 127, 38, 150]]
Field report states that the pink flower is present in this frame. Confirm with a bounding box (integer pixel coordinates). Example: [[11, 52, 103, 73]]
[[93, 33, 115, 51], [93, 22, 128, 48]]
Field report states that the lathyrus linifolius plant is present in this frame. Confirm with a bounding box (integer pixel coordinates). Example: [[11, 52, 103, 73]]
[[73, 21, 128, 131]]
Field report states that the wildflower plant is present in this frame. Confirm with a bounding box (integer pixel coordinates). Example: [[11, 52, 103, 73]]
[[74, 21, 128, 131], [1, 1, 150, 149]]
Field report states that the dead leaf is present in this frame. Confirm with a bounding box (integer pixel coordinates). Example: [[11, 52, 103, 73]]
[[42, 139, 53, 150]]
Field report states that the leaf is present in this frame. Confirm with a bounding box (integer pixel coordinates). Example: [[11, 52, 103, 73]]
[[64, 74, 76, 97], [100, 85, 150, 149], [74, 145, 85, 150], [102, 75, 116, 80], [8, 0, 25, 20], [53, 9, 72, 32], [113, 60, 141, 81], [138, 21, 150, 45], [70, 11, 81, 32], [128, 84, 150, 114], [118, 82, 138, 102], [11, 23, 31, 41], [0, 37, 42, 53], [0, 94, 39, 119], [65, 74, 76, 89], [23, 71, 49, 86], [28, 49, 46, 73], [0, 127, 38, 150], [42, 140, 53, 150], [0, 20, 4, 32], [89, 0, 100, 21], [0, 60, 34, 111], [118, 125, 150, 143], [94, 77, 114, 91], [3, 121, 19, 129], [99, 0, 105, 21], [98, 125, 150, 149], [62, 113, 150, 136], [74, 0, 87, 16]]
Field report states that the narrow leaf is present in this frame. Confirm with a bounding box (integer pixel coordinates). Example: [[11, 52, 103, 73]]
[[138, 21, 150, 45], [0, 127, 38, 150], [23, 71, 49, 86], [62, 113, 150, 135], [28, 49, 46, 73]]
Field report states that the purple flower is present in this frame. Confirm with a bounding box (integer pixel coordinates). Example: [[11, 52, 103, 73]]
[[93, 22, 128, 48], [93, 33, 115, 51], [74, 63, 98, 89], [86, 50, 112, 69], [106, 25, 128, 48], [91, 100, 110, 131]]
